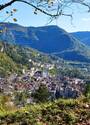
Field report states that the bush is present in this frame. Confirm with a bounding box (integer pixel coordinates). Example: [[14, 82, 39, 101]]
[[31, 84, 50, 103]]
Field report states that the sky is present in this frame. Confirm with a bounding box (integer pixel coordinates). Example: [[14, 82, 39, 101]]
[[0, 0, 90, 32]]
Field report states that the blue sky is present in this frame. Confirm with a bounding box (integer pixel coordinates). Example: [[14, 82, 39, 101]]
[[0, 0, 90, 32]]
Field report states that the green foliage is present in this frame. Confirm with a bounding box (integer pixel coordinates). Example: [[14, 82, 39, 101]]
[[0, 97, 90, 125], [60, 67, 83, 78], [49, 67, 57, 76], [0, 52, 21, 76], [31, 84, 50, 103], [85, 83, 90, 99]]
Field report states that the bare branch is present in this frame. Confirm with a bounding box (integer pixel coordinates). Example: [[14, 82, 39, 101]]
[[0, 0, 90, 18], [72, 0, 90, 12], [0, 0, 17, 11]]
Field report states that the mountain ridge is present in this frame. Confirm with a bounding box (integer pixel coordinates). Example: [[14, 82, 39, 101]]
[[0, 23, 90, 62], [71, 31, 90, 46]]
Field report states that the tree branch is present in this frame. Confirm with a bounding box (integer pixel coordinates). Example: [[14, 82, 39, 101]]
[[0, 0, 90, 18], [17, 0, 61, 17], [72, 0, 90, 12], [0, 0, 17, 11]]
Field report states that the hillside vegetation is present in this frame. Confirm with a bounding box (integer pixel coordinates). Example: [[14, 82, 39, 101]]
[[0, 97, 90, 125], [0, 43, 22, 77], [0, 42, 67, 77], [0, 41, 90, 79]]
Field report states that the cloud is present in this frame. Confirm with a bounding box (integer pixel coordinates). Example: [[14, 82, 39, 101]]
[[81, 17, 90, 22]]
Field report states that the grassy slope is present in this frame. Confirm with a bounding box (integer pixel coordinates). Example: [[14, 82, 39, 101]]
[[0, 41, 66, 77], [0, 41, 53, 77], [0, 97, 90, 125], [0, 52, 22, 77]]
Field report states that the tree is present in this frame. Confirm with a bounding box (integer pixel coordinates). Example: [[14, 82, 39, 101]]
[[0, 0, 90, 19], [31, 84, 50, 102], [85, 83, 90, 98]]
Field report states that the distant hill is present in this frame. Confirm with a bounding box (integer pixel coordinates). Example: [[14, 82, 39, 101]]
[[0, 23, 90, 62], [71, 31, 90, 46]]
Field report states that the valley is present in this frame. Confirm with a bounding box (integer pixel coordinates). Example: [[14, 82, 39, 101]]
[[0, 41, 89, 106], [0, 23, 90, 125]]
